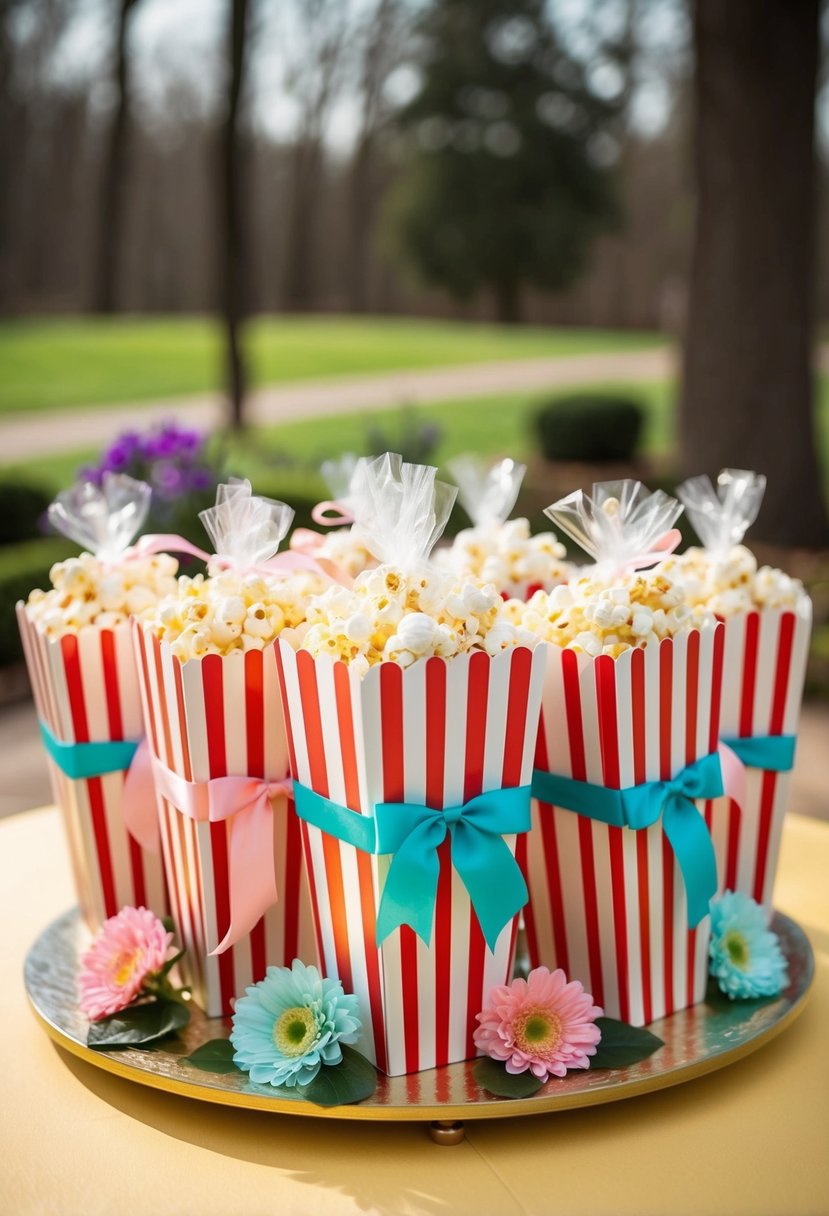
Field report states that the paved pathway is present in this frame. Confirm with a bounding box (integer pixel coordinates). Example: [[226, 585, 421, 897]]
[[5, 343, 829, 463], [2, 347, 678, 461], [0, 693, 825, 822]]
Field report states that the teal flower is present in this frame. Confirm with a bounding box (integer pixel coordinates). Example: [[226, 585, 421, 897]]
[[230, 960, 361, 1087], [709, 891, 788, 1000]]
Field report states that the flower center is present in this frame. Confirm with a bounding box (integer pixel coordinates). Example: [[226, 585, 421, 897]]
[[725, 930, 750, 970], [112, 949, 140, 988], [514, 1007, 563, 1057], [273, 1006, 318, 1057]]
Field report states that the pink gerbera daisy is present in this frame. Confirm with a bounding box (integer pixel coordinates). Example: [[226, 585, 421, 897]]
[[473, 966, 603, 1081], [78, 906, 173, 1022]]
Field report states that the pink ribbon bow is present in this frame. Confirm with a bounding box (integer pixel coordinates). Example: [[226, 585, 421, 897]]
[[311, 500, 353, 527], [122, 739, 292, 954], [126, 531, 342, 584]]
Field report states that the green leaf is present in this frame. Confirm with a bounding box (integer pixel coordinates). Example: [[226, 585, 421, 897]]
[[472, 1056, 544, 1098], [182, 1038, 241, 1075], [589, 1017, 664, 1069], [87, 998, 190, 1051], [161, 916, 177, 934], [297, 1044, 377, 1107]]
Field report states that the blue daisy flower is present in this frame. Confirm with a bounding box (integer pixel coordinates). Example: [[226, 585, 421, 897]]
[[709, 891, 789, 1000], [230, 960, 362, 1087]]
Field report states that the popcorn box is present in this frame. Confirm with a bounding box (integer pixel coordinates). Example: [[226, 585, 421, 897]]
[[275, 643, 548, 1076], [712, 601, 812, 909], [16, 603, 167, 929], [522, 625, 727, 1026], [133, 623, 317, 1018]]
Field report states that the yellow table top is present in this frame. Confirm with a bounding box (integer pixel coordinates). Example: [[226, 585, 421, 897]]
[[2, 806, 828, 1216]]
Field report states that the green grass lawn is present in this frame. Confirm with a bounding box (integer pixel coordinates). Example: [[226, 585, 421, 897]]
[[4, 374, 826, 499], [0, 315, 662, 415], [0, 379, 677, 492]]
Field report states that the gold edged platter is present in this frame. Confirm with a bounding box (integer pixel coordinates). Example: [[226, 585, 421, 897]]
[[25, 908, 813, 1142]]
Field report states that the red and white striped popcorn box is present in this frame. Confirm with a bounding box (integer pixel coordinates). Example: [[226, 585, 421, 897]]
[[16, 603, 167, 930], [275, 642, 548, 1076], [523, 624, 728, 1026], [132, 623, 317, 1018], [712, 600, 812, 909]]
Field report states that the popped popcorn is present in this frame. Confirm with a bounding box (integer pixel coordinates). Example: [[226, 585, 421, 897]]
[[516, 566, 715, 658], [143, 566, 329, 661], [289, 564, 539, 671], [310, 527, 378, 580], [25, 551, 179, 638], [438, 517, 574, 598], [659, 545, 806, 616]]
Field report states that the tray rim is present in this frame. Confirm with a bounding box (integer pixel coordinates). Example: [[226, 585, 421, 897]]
[[25, 909, 814, 1124]]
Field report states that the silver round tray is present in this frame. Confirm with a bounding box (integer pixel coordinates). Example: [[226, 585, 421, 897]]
[[25, 908, 813, 1143]]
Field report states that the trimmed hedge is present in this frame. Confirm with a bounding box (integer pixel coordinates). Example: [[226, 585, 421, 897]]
[[534, 393, 645, 463], [0, 477, 54, 545], [0, 537, 79, 667]]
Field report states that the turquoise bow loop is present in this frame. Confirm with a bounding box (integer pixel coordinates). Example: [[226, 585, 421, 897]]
[[39, 720, 140, 779], [293, 782, 532, 952], [532, 751, 724, 928], [721, 734, 796, 773]]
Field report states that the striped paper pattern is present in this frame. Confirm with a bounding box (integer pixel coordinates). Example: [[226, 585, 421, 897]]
[[17, 602, 167, 930], [523, 625, 728, 1026], [133, 623, 317, 1018], [275, 642, 548, 1076], [712, 600, 812, 909]]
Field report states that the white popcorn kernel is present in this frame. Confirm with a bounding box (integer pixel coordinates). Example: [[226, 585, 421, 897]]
[[549, 584, 574, 610], [217, 595, 247, 627], [344, 613, 372, 644], [484, 623, 517, 655], [95, 610, 128, 629], [397, 612, 438, 655], [630, 609, 654, 637], [244, 603, 273, 638], [572, 631, 602, 657]]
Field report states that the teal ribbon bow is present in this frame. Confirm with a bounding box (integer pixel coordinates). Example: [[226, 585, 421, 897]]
[[39, 720, 140, 780], [293, 782, 531, 951], [532, 752, 724, 927], [722, 734, 796, 773]]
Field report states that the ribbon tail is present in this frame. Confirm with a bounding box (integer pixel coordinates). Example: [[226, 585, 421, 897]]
[[454, 827, 528, 952], [662, 793, 718, 928], [121, 738, 160, 853], [311, 500, 354, 527], [211, 793, 280, 955], [718, 742, 747, 813], [128, 534, 212, 564], [375, 822, 442, 947]]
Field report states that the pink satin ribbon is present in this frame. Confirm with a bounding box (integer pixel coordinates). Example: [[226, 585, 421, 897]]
[[288, 527, 354, 585], [123, 739, 292, 954], [717, 740, 747, 812], [126, 531, 343, 584], [311, 500, 353, 526]]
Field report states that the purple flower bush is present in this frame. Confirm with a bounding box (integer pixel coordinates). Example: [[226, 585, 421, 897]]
[[83, 422, 216, 506], [80, 421, 219, 545]]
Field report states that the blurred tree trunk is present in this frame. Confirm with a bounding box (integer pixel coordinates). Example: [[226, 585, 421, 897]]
[[94, 0, 138, 314], [221, 0, 249, 429], [681, 0, 828, 546], [280, 0, 348, 311], [282, 137, 324, 311], [345, 0, 401, 313], [495, 280, 521, 325]]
